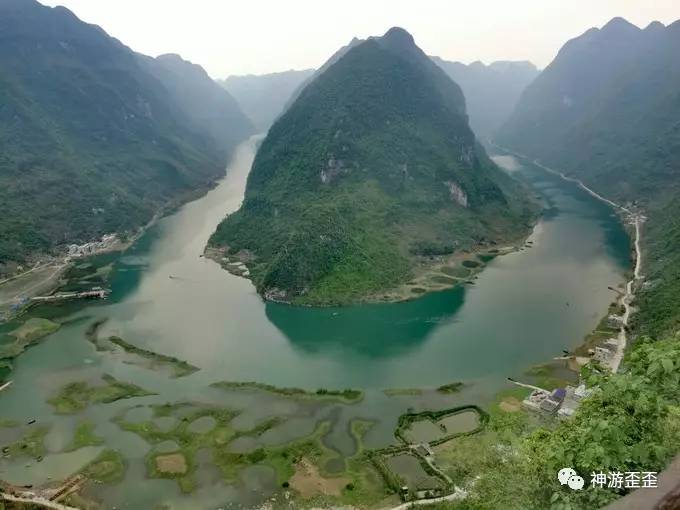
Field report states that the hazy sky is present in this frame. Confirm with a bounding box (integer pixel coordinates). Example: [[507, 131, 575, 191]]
[[42, 0, 680, 79]]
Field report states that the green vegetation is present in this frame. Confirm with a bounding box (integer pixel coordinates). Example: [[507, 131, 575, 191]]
[[218, 422, 338, 486], [115, 404, 240, 492], [497, 17, 680, 342], [65, 421, 105, 451], [210, 381, 363, 403], [210, 28, 536, 305], [429, 334, 680, 509], [523, 363, 576, 392], [84, 319, 199, 377], [440, 266, 471, 278], [490, 20, 680, 506], [349, 419, 376, 455], [575, 301, 623, 356], [110, 402, 388, 504], [436, 382, 464, 394], [107, 336, 199, 378], [1, 425, 49, 460], [81, 449, 126, 484], [0, 318, 60, 361], [48, 374, 156, 414], [395, 406, 486, 446], [0, 0, 252, 270], [634, 198, 680, 337], [429, 275, 458, 285]]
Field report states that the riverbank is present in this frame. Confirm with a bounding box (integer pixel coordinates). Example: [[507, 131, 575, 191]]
[[0, 175, 228, 325], [206, 237, 531, 307], [492, 145, 644, 373], [0, 137, 634, 509]]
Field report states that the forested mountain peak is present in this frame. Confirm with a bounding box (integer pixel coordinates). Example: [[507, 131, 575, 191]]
[[497, 15, 680, 337], [209, 27, 535, 304]]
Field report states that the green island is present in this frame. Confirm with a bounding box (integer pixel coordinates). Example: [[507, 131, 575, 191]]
[[81, 449, 126, 484], [47, 374, 156, 414], [0, 425, 49, 461], [85, 319, 199, 378], [108, 401, 387, 501], [102, 399, 490, 506], [210, 381, 364, 403], [114, 403, 242, 493], [436, 382, 464, 394], [65, 422, 105, 452], [0, 317, 60, 361], [208, 28, 537, 306], [108, 336, 199, 378]]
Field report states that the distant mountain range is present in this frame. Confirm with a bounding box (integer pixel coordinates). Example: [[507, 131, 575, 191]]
[[497, 16, 680, 337], [210, 27, 536, 305], [219, 69, 314, 131], [0, 0, 253, 272], [432, 58, 539, 143], [223, 51, 538, 144]]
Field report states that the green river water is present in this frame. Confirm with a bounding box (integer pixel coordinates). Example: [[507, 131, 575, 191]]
[[0, 137, 630, 508]]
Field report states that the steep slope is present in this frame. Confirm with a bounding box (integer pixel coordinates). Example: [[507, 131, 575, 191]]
[[432, 58, 539, 143], [497, 17, 680, 336], [145, 53, 254, 156], [210, 27, 535, 305], [0, 0, 253, 272], [220, 69, 315, 131], [497, 17, 680, 200], [281, 38, 364, 115]]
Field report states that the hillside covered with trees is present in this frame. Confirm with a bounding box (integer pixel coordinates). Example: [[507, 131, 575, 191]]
[[210, 28, 536, 305], [0, 0, 254, 273]]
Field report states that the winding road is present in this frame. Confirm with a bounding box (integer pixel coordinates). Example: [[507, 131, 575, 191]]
[[492, 145, 644, 373]]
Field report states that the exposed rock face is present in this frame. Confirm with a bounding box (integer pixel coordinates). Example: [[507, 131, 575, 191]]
[[445, 181, 469, 207], [320, 157, 347, 184]]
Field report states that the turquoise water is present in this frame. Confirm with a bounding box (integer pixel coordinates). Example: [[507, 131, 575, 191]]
[[0, 138, 630, 507]]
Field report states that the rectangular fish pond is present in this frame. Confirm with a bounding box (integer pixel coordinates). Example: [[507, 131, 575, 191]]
[[397, 406, 485, 445]]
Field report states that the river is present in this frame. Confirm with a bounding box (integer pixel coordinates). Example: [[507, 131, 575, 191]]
[[0, 137, 630, 508]]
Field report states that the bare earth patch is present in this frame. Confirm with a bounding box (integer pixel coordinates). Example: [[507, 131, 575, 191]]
[[155, 453, 187, 474], [290, 457, 349, 498], [499, 397, 521, 412]]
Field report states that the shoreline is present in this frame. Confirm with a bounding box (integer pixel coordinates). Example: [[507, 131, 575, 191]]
[[206, 231, 534, 308], [492, 144, 644, 372], [0, 177, 224, 325]]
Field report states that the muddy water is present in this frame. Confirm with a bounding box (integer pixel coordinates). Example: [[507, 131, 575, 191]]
[[0, 137, 630, 508]]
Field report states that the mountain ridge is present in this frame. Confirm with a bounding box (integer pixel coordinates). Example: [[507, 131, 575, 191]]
[[0, 0, 253, 273], [496, 16, 680, 337], [220, 68, 314, 131], [431, 57, 539, 142], [210, 27, 536, 305]]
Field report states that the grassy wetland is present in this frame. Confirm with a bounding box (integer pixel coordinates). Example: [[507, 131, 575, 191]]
[[0, 148, 633, 508]]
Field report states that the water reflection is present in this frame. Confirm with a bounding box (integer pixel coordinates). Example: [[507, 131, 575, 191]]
[[2, 145, 629, 391], [266, 285, 466, 358]]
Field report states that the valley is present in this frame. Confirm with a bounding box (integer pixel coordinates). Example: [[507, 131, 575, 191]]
[[2, 3, 680, 509], [0, 136, 632, 508]]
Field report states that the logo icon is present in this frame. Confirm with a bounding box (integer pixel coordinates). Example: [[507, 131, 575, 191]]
[[558, 468, 585, 490]]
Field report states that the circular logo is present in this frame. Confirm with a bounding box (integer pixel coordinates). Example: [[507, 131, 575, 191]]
[[558, 467, 577, 485], [567, 475, 585, 490]]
